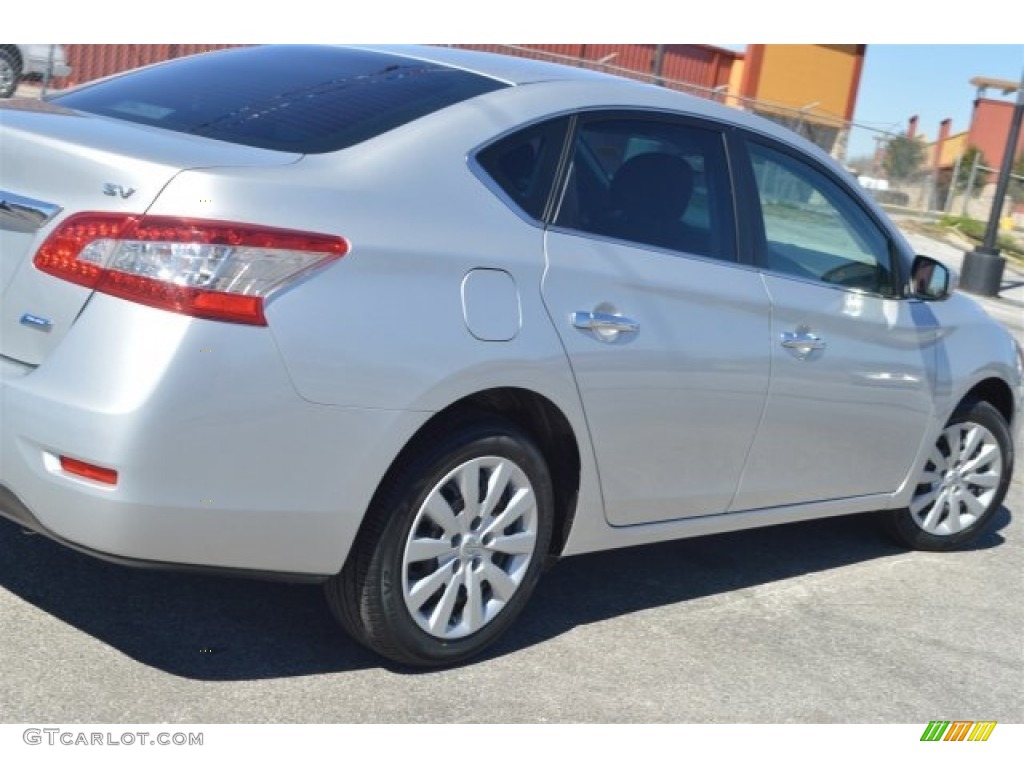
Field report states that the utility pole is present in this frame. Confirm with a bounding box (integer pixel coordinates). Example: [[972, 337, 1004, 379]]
[[961, 66, 1024, 296]]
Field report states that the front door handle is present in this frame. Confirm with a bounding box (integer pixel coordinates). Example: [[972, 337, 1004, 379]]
[[572, 311, 640, 340], [780, 330, 826, 356]]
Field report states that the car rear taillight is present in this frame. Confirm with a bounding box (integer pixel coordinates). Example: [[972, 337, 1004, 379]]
[[33, 214, 349, 325]]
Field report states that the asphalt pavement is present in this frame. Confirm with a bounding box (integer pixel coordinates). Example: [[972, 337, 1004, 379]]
[[0, 227, 1021, 724]]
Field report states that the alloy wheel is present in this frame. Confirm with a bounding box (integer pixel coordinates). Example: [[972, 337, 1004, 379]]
[[909, 421, 1003, 536]]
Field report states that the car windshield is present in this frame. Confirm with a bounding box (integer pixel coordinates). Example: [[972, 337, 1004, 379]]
[[51, 45, 507, 154]]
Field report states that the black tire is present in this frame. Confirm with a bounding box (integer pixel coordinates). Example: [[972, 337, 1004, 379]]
[[886, 400, 1013, 551], [326, 413, 554, 667], [0, 49, 20, 99]]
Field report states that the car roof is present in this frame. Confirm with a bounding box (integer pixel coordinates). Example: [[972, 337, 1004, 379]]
[[346, 44, 819, 156], [346, 44, 624, 87]]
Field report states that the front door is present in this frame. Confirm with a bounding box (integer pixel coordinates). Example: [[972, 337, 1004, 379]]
[[730, 139, 937, 510]]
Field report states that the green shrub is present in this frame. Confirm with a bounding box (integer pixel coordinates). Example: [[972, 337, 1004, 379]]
[[939, 215, 1023, 258]]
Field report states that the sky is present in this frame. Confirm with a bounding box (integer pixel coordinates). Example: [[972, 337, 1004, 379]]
[[14, 3, 1024, 168], [847, 45, 1024, 160]]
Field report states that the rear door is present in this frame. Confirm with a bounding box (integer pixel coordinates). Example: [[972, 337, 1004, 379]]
[[729, 137, 937, 510], [540, 112, 771, 526]]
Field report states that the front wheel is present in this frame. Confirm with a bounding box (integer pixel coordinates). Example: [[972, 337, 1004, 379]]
[[887, 400, 1013, 551], [326, 415, 554, 667]]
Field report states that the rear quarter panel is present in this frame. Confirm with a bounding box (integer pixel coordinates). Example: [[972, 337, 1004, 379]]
[[144, 88, 608, 559]]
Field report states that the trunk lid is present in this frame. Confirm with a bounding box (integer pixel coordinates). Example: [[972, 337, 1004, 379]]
[[0, 99, 300, 365]]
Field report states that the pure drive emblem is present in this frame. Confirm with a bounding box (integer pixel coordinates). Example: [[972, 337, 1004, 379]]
[[19, 313, 53, 331]]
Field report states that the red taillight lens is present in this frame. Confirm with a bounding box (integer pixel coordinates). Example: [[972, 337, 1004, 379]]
[[59, 456, 118, 486], [34, 214, 349, 325]]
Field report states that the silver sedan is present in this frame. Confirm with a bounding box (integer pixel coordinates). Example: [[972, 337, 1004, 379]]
[[0, 44, 1020, 666]]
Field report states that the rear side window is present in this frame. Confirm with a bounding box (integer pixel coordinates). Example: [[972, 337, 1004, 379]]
[[51, 46, 507, 154], [555, 117, 737, 261], [476, 118, 570, 220]]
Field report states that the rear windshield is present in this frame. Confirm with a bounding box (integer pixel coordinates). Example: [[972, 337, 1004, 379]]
[[51, 45, 507, 154]]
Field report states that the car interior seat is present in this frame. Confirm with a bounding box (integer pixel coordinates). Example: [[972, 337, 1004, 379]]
[[600, 152, 696, 252]]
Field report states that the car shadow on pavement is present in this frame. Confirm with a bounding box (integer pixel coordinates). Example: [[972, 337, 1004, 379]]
[[0, 507, 1011, 680]]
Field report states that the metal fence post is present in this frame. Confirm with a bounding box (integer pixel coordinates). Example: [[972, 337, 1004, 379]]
[[944, 153, 962, 212], [652, 44, 665, 87], [40, 44, 55, 98], [961, 151, 981, 218]]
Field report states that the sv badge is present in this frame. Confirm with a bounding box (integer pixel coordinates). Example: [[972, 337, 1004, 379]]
[[102, 183, 136, 199]]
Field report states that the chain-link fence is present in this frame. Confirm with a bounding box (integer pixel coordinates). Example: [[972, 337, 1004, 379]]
[[864, 142, 1024, 231], [949, 157, 1024, 222], [10, 43, 867, 156], [9, 43, 1020, 230], [15, 43, 860, 158], [452, 44, 858, 161]]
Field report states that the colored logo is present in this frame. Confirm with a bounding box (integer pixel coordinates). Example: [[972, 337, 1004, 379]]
[[921, 721, 996, 741]]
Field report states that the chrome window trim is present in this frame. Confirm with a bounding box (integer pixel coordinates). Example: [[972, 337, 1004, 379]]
[[544, 222, 761, 274], [754, 261, 908, 300]]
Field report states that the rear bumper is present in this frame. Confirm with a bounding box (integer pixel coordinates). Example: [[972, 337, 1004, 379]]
[[0, 295, 428, 576], [0, 484, 325, 582]]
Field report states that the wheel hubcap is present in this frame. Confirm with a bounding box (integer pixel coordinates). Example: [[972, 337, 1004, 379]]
[[402, 456, 538, 640], [910, 421, 1002, 535]]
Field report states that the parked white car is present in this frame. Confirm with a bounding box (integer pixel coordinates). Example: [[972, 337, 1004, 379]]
[[0, 45, 71, 98], [0, 45, 1019, 666]]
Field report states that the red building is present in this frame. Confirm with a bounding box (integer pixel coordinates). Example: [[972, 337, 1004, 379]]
[[967, 96, 1024, 170], [455, 44, 740, 92]]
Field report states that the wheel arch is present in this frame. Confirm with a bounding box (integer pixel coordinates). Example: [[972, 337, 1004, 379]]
[[362, 386, 582, 562], [959, 376, 1015, 427]]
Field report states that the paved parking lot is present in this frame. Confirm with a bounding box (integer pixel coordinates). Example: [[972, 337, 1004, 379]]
[[1, 230, 1021, 723]]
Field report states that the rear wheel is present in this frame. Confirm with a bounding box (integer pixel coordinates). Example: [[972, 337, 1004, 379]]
[[326, 415, 554, 667], [887, 401, 1012, 551]]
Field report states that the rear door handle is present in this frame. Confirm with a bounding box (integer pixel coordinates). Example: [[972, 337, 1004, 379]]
[[572, 311, 640, 337], [780, 330, 826, 355]]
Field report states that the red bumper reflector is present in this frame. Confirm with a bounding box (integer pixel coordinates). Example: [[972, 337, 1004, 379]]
[[60, 456, 118, 486]]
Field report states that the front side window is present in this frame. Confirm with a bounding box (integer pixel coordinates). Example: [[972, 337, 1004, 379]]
[[748, 142, 896, 295], [554, 117, 736, 261]]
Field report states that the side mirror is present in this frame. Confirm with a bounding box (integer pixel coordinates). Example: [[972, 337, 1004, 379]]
[[910, 255, 955, 301]]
